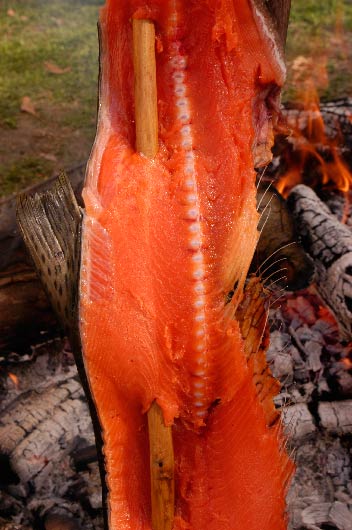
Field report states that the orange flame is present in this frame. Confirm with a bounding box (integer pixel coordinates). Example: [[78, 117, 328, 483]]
[[276, 14, 352, 199], [276, 82, 352, 197]]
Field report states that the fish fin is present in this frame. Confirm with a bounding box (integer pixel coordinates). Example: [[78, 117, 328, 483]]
[[80, 217, 113, 304], [16, 172, 82, 337], [236, 275, 281, 427]]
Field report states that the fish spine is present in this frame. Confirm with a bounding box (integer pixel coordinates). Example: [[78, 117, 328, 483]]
[[169, 1, 209, 420]]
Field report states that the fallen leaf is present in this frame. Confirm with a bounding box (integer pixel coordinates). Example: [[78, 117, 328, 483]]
[[44, 61, 71, 75], [40, 152, 57, 162], [51, 17, 63, 27], [7, 8, 16, 17], [20, 96, 36, 116]]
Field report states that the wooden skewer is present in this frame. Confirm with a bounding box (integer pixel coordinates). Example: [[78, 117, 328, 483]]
[[147, 401, 175, 530], [132, 18, 175, 530], [133, 18, 159, 158]]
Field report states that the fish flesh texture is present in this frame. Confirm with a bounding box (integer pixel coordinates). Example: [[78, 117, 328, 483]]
[[18, 1, 294, 529], [79, 1, 293, 528]]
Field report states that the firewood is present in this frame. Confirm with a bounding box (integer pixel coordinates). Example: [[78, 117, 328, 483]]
[[254, 182, 314, 290], [318, 400, 352, 435], [71, 444, 98, 470], [281, 403, 316, 440], [284, 98, 352, 149], [0, 521, 32, 530], [301, 501, 352, 530], [0, 372, 92, 488], [288, 184, 352, 340]]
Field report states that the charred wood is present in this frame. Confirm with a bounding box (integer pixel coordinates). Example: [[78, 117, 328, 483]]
[[288, 184, 352, 340], [253, 182, 314, 290], [284, 98, 352, 149], [0, 345, 102, 529], [72, 445, 98, 471], [318, 400, 352, 435], [318, 189, 352, 230]]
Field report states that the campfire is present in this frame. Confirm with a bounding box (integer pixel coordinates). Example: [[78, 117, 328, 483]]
[[1, 4, 352, 530]]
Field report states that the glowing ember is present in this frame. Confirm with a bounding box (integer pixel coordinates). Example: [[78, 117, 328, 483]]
[[342, 356, 352, 369], [8, 372, 19, 389]]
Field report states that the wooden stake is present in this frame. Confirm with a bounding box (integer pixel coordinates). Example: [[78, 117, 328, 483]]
[[132, 19, 174, 530], [133, 19, 159, 158], [148, 401, 175, 530]]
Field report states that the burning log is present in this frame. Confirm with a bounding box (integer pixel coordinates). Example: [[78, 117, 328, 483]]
[[284, 98, 352, 154], [287, 184, 352, 340], [270, 98, 352, 197], [0, 345, 103, 529]]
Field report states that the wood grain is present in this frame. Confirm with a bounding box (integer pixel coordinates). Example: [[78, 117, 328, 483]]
[[147, 401, 175, 530], [132, 19, 174, 530], [133, 19, 158, 158]]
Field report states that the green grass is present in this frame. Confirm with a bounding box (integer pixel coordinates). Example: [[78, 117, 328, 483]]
[[0, 0, 104, 195], [0, 156, 52, 196], [0, 0, 103, 125]]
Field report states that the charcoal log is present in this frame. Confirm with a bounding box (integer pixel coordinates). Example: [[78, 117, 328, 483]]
[[318, 189, 352, 231], [318, 401, 352, 435], [288, 184, 352, 339]]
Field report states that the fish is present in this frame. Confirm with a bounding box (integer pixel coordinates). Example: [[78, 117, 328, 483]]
[[17, 1, 294, 529]]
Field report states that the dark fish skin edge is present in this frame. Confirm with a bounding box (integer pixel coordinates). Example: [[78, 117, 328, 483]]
[[16, 173, 109, 530]]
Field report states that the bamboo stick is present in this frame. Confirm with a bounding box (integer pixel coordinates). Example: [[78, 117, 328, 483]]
[[132, 19, 174, 530], [132, 19, 159, 157]]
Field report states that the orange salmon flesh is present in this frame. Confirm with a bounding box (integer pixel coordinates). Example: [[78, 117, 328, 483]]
[[80, 1, 293, 528]]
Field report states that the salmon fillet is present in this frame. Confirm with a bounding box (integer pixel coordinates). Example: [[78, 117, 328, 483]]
[[80, 1, 293, 528]]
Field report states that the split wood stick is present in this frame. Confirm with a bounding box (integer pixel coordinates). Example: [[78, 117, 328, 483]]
[[147, 401, 175, 530], [133, 18, 159, 157], [132, 19, 174, 530]]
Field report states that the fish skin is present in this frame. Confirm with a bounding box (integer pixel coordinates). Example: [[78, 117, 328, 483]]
[[16, 174, 109, 530], [251, 1, 291, 52]]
